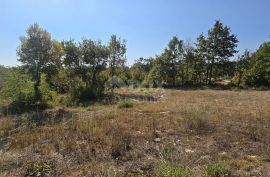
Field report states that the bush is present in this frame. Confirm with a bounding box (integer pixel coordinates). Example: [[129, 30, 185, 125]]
[[183, 107, 214, 134], [155, 164, 193, 177], [203, 163, 231, 177], [26, 161, 52, 177], [117, 99, 134, 108]]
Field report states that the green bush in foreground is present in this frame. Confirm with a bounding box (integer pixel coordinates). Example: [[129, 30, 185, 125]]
[[117, 99, 134, 108], [203, 163, 231, 177], [155, 164, 193, 177], [26, 161, 51, 177]]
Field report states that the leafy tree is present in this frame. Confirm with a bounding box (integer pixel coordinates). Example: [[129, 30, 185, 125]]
[[130, 57, 154, 83], [62, 40, 84, 100], [45, 40, 65, 89], [196, 20, 238, 85], [62, 39, 84, 78], [147, 54, 168, 86], [244, 42, 270, 87], [80, 39, 109, 98], [80, 39, 109, 85], [108, 35, 127, 77], [62, 40, 81, 68], [232, 50, 252, 86], [148, 36, 183, 86], [166, 36, 184, 86], [182, 41, 198, 84], [17, 23, 54, 101], [191, 50, 206, 84]]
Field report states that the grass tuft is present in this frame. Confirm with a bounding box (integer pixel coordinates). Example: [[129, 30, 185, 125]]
[[26, 161, 52, 177], [155, 164, 193, 177], [203, 163, 231, 177]]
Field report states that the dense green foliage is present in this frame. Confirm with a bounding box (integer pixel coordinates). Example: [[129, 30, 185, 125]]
[[195, 20, 238, 85], [0, 20, 269, 114]]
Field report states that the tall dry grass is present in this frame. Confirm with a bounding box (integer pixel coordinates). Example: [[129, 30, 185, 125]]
[[0, 89, 270, 176]]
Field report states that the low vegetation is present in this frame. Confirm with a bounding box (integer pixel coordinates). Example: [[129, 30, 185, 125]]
[[117, 99, 135, 108], [0, 89, 269, 176], [155, 164, 193, 177], [203, 163, 230, 177], [26, 161, 52, 177]]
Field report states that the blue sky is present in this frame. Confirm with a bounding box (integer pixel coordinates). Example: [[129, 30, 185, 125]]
[[1, 0, 270, 66]]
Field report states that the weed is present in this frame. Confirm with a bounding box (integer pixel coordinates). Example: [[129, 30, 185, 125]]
[[26, 161, 52, 177], [162, 142, 175, 161], [155, 164, 193, 177], [203, 163, 231, 177]]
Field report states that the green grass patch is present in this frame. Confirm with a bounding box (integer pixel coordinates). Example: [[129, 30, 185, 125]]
[[26, 161, 52, 177], [155, 164, 193, 177], [117, 99, 134, 108], [203, 162, 231, 177]]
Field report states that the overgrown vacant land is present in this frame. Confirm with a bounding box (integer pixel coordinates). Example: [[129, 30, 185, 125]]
[[0, 89, 269, 177]]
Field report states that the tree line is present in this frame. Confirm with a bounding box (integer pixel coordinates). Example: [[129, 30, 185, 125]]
[[0, 20, 269, 112], [131, 21, 269, 88]]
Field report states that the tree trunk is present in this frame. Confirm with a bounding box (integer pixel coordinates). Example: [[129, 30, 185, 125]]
[[238, 72, 242, 87], [205, 66, 209, 85], [34, 75, 41, 102], [34, 63, 41, 102], [172, 68, 176, 87], [92, 68, 97, 85], [208, 58, 214, 85]]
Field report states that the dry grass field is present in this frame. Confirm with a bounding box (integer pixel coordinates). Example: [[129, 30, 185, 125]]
[[0, 89, 269, 176]]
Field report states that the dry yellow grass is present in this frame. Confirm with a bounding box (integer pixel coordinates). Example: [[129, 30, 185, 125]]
[[0, 89, 269, 176]]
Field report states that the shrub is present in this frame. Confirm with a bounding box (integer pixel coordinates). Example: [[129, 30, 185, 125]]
[[26, 161, 52, 177], [203, 163, 231, 177], [183, 107, 214, 134], [155, 164, 193, 177], [117, 99, 134, 108]]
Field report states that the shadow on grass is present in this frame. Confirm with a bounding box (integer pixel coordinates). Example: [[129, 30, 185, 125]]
[[0, 108, 74, 129], [0, 99, 49, 116], [0, 93, 73, 126], [163, 83, 241, 91], [19, 108, 73, 127]]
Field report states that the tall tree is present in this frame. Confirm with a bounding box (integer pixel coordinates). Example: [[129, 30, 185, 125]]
[[108, 35, 126, 77], [62, 40, 85, 100], [196, 20, 238, 85], [62, 40, 82, 72], [233, 50, 252, 87], [166, 36, 184, 86], [182, 40, 196, 84], [147, 37, 184, 86], [80, 39, 109, 85], [45, 40, 65, 85], [17, 23, 54, 100], [130, 57, 154, 82]]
